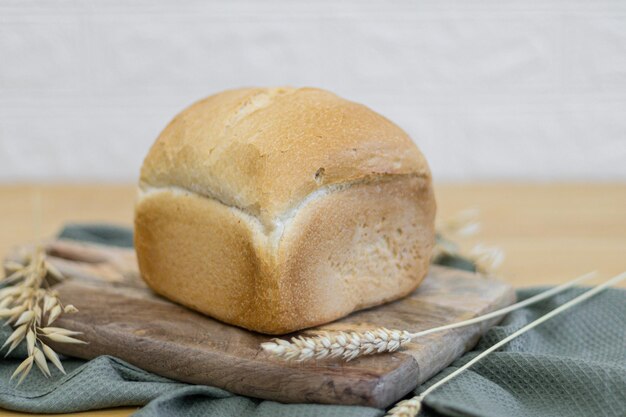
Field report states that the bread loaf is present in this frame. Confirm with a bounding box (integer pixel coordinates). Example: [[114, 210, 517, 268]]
[[134, 87, 436, 334]]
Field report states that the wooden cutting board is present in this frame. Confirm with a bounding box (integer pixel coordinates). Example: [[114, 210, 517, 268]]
[[7, 240, 515, 409]]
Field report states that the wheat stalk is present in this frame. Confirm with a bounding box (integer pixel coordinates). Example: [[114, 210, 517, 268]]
[[261, 271, 596, 361], [261, 328, 412, 361], [1, 247, 86, 385], [386, 271, 626, 417], [387, 397, 422, 417]]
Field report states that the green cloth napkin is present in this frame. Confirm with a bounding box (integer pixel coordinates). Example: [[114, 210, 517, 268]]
[[0, 224, 624, 417]]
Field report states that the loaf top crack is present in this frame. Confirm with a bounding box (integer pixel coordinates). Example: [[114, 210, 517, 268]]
[[139, 87, 431, 229]]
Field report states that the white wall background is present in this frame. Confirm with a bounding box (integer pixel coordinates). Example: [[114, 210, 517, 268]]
[[1, 0, 625, 182]]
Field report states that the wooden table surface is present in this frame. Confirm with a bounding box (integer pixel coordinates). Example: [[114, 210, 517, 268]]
[[1, 183, 625, 417]]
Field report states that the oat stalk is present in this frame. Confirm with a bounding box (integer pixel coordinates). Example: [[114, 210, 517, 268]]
[[1, 247, 85, 385], [261, 271, 596, 361], [433, 208, 504, 273], [386, 271, 626, 417]]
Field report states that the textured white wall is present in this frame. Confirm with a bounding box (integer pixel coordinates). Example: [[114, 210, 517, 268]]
[[1, 0, 625, 182]]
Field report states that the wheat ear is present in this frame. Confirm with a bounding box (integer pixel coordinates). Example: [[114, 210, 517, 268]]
[[261, 271, 595, 361], [262, 328, 412, 361], [386, 271, 626, 417]]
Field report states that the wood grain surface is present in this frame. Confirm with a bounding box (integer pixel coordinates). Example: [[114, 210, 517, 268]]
[[1, 183, 625, 417], [5, 239, 514, 408]]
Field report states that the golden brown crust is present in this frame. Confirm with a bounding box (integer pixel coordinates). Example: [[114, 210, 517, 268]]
[[135, 87, 436, 334], [134, 189, 254, 321], [135, 175, 435, 334], [140, 87, 430, 226], [274, 175, 435, 332]]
